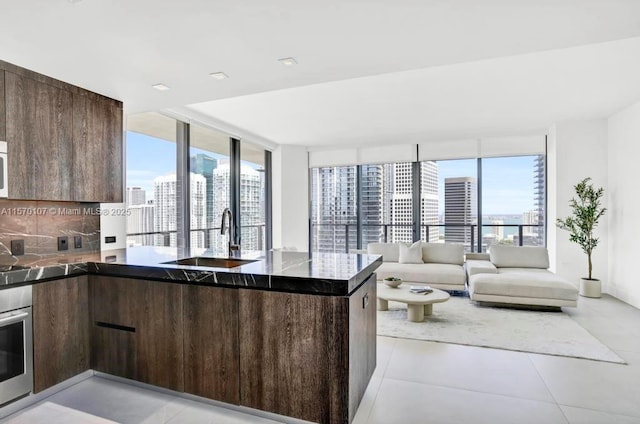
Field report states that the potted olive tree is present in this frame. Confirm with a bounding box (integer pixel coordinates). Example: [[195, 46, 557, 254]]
[[556, 178, 606, 298]]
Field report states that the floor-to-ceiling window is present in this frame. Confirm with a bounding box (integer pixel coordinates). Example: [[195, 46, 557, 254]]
[[360, 163, 415, 245], [431, 159, 478, 250], [309, 148, 545, 253], [481, 155, 545, 251], [310, 166, 358, 252], [189, 124, 230, 254], [125, 113, 271, 252], [240, 141, 267, 252], [125, 112, 177, 247]]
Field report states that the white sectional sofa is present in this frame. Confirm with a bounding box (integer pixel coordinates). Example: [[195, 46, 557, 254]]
[[466, 245, 579, 308], [368, 242, 466, 291]]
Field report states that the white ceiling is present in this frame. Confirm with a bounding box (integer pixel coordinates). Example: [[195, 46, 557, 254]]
[[2, 0, 640, 148]]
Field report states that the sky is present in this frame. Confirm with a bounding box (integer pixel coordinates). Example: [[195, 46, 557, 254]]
[[128, 131, 539, 215], [437, 156, 538, 216], [126, 131, 260, 200]]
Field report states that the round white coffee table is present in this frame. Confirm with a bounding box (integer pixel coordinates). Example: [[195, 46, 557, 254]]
[[377, 285, 450, 322]]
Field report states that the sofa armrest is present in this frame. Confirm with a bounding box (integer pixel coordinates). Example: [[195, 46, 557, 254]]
[[465, 260, 498, 279]]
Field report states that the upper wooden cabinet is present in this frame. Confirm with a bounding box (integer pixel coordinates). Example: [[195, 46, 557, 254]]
[[72, 92, 123, 202], [5, 71, 74, 200], [0, 61, 123, 202]]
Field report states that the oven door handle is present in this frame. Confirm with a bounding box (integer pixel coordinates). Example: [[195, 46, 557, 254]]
[[0, 312, 29, 326]]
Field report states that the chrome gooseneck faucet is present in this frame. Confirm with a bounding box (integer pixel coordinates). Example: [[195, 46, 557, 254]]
[[220, 208, 240, 257]]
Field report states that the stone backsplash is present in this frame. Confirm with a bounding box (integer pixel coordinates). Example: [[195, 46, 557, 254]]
[[0, 199, 100, 265]]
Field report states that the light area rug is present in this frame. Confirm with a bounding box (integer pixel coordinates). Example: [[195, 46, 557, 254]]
[[377, 297, 625, 364]]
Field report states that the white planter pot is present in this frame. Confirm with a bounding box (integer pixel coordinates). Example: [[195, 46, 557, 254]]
[[580, 278, 602, 298]]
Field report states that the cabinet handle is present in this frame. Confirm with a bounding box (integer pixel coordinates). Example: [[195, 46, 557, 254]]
[[363, 293, 369, 309], [95, 321, 136, 333]]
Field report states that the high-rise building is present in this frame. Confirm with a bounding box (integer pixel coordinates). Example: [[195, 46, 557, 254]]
[[153, 173, 207, 247], [360, 165, 384, 246], [126, 204, 155, 246], [126, 187, 146, 206], [312, 162, 439, 252], [310, 166, 357, 252], [444, 176, 477, 246], [212, 163, 263, 252], [533, 155, 545, 246], [190, 154, 218, 230], [387, 163, 414, 243], [491, 219, 504, 240], [421, 161, 439, 242]]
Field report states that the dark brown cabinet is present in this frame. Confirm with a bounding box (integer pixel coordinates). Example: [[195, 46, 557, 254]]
[[72, 92, 123, 202], [30, 272, 375, 424], [238, 274, 377, 424], [32, 276, 90, 393], [5, 71, 74, 200], [89, 276, 184, 391], [0, 60, 123, 202], [183, 285, 240, 404]]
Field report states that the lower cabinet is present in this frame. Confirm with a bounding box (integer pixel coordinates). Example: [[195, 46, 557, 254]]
[[32, 276, 90, 393], [183, 285, 239, 403], [32, 274, 375, 423], [238, 274, 377, 424], [89, 276, 184, 392]]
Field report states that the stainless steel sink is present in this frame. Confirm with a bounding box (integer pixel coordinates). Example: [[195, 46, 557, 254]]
[[162, 257, 257, 268]]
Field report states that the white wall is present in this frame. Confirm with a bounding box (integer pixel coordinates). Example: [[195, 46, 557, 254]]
[[100, 203, 127, 250], [547, 120, 608, 289], [608, 100, 640, 308], [272, 145, 309, 251]]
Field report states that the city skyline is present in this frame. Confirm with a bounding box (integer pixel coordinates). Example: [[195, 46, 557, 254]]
[[310, 155, 545, 252], [126, 130, 262, 201]]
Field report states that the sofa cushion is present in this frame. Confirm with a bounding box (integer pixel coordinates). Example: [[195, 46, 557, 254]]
[[489, 245, 549, 269], [469, 271, 578, 301], [465, 259, 498, 278], [367, 243, 400, 262], [421, 243, 464, 265], [376, 262, 466, 286], [399, 241, 423, 264]]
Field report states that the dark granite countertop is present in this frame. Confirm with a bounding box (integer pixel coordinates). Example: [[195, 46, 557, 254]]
[[0, 247, 382, 296]]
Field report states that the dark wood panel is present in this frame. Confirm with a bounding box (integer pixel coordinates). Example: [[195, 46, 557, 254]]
[[72, 92, 123, 202], [183, 285, 239, 403], [90, 275, 138, 327], [348, 274, 377, 423], [89, 276, 183, 391], [90, 325, 136, 380], [32, 276, 90, 392], [135, 279, 184, 391], [5, 71, 73, 200], [0, 70, 5, 141], [239, 290, 349, 424]]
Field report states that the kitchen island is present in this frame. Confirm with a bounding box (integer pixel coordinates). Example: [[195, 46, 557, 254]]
[[1, 247, 381, 424]]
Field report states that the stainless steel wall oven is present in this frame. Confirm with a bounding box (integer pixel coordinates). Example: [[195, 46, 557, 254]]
[[0, 285, 33, 405]]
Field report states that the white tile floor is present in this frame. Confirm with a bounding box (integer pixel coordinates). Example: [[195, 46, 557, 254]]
[[2, 294, 639, 424]]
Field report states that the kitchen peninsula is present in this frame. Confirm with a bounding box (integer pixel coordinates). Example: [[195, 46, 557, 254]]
[[1, 247, 381, 424]]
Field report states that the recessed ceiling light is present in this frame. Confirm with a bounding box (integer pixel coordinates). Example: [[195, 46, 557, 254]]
[[209, 72, 228, 80], [68, 0, 83, 3], [152, 83, 171, 91], [278, 57, 297, 67]]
